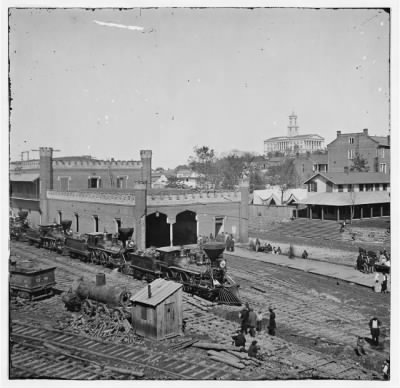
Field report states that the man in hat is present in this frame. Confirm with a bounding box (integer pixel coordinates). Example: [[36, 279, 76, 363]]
[[268, 307, 276, 336], [369, 316, 382, 345]]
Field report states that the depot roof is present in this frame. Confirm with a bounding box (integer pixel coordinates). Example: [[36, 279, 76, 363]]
[[10, 173, 40, 182]]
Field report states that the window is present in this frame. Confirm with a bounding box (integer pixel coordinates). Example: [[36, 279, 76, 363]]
[[302, 164, 305, 173], [59, 176, 70, 191], [116, 176, 127, 189], [382, 184, 387, 191], [374, 184, 380, 191], [348, 184, 353, 192], [58, 211, 62, 223], [381, 148, 385, 158], [308, 182, 317, 192], [359, 184, 364, 192], [349, 137, 354, 144], [88, 177, 101, 189], [348, 149, 355, 159], [366, 184, 373, 192], [93, 215, 99, 232], [338, 185, 344, 192], [380, 163, 387, 174]]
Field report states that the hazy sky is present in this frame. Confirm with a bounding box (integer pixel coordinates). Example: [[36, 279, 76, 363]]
[[9, 7, 390, 168]]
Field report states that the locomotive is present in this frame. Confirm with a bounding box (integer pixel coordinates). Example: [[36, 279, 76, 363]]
[[64, 231, 132, 267], [25, 220, 72, 252], [121, 242, 241, 306]]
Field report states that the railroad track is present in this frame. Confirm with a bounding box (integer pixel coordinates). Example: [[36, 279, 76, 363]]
[[9, 241, 385, 380], [10, 320, 243, 380]]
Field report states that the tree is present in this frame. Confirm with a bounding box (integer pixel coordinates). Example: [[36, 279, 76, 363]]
[[350, 153, 370, 172], [165, 175, 179, 188], [188, 146, 216, 189]]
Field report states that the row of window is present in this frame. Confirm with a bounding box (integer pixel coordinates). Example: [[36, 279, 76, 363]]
[[337, 183, 388, 192], [347, 148, 386, 160], [58, 211, 122, 233], [58, 176, 128, 191], [308, 183, 389, 193]]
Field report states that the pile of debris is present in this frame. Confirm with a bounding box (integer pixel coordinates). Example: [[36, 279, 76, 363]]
[[58, 300, 142, 345]]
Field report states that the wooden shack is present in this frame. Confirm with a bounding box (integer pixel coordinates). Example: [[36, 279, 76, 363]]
[[130, 278, 183, 340]]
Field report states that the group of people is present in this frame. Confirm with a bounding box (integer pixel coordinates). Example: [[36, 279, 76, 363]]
[[373, 272, 390, 293], [254, 238, 281, 255], [231, 303, 277, 359], [356, 248, 390, 274]]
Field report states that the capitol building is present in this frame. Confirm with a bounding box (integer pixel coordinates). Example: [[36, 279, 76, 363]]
[[264, 113, 325, 156]]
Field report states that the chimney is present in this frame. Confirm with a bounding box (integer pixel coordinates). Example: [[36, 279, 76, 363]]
[[148, 284, 152, 298], [336, 131, 341, 137], [363, 128, 368, 135]]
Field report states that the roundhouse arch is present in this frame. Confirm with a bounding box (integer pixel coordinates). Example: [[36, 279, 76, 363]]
[[146, 212, 169, 248], [173, 210, 197, 246]]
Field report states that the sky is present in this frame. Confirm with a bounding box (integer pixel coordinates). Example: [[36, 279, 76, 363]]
[[8, 7, 391, 168]]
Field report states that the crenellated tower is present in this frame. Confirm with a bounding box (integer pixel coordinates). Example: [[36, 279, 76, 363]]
[[140, 150, 152, 190]]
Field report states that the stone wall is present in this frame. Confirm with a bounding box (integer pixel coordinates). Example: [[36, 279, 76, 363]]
[[249, 205, 294, 232], [247, 237, 357, 266]]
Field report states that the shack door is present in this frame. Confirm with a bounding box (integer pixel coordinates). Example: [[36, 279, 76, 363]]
[[164, 302, 175, 335]]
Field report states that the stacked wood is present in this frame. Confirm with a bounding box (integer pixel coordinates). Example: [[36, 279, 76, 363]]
[[193, 341, 263, 370], [192, 341, 237, 351], [60, 300, 142, 345]]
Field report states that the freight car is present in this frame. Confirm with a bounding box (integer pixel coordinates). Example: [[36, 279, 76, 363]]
[[120, 242, 241, 305]]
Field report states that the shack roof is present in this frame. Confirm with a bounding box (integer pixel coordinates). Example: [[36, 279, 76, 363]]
[[130, 278, 182, 307]]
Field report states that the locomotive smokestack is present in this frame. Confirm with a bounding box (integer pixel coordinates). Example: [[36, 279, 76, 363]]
[[148, 284, 152, 299]]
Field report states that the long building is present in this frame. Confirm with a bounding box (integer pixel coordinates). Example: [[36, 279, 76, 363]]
[[264, 113, 325, 156], [9, 148, 249, 249]]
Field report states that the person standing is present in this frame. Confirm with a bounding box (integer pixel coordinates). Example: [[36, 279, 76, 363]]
[[256, 311, 263, 333], [268, 307, 276, 336], [248, 308, 257, 337], [369, 317, 382, 345], [240, 303, 250, 334]]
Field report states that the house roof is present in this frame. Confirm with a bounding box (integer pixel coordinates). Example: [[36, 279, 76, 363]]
[[370, 136, 390, 146], [130, 278, 182, 307], [10, 173, 40, 182], [299, 191, 390, 206], [303, 172, 390, 185]]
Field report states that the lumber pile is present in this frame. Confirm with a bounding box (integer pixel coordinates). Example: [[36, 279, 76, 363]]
[[193, 341, 263, 370], [58, 300, 142, 345]]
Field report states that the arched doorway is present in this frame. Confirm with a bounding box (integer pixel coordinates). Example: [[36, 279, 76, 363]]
[[173, 210, 197, 246], [146, 212, 169, 248]]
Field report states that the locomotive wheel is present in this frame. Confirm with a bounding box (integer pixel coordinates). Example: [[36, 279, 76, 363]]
[[100, 252, 108, 267]]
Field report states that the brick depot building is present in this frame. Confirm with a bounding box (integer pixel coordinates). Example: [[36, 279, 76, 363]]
[[10, 148, 249, 249]]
